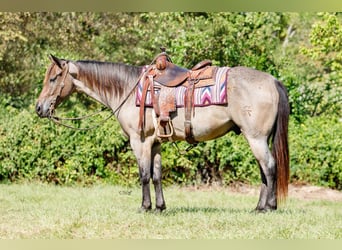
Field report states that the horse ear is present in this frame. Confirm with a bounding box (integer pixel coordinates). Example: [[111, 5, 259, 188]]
[[68, 62, 79, 78], [49, 54, 63, 69]]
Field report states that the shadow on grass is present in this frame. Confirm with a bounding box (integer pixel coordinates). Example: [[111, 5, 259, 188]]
[[153, 206, 307, 216], [161, 206, 251, 216]]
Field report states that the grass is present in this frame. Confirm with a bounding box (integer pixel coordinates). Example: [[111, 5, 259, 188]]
[[0, 183, 341, 239]]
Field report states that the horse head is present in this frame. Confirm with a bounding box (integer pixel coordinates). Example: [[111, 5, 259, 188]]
[[36, 55, 78, 118]]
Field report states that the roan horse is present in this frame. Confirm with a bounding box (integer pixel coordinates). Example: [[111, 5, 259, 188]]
[[36, 54, 289, 212]]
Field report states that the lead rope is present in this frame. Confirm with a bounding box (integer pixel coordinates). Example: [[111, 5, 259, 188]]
[[50, 111, 114, 131]]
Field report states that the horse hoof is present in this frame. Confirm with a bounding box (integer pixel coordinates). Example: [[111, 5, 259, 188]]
[[154, 209, 162, 214], [154, 206, 166, 213], [255, 208, 268, 214], [138, 207, 152, 213], [254, 206, 277, 213]]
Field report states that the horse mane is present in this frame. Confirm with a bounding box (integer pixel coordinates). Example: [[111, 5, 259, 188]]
[[75, 60, 142, 99]]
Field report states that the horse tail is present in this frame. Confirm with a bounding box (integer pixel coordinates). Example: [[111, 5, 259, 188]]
[[272, 80, 290, 203]]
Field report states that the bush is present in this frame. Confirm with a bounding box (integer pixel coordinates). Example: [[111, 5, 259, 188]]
[[0, 101, 138, 186], [289, 116, 342, 189], [1, 101, 341, 190]]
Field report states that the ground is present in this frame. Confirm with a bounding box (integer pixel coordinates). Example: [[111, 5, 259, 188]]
[[185, 183, 342, 202]]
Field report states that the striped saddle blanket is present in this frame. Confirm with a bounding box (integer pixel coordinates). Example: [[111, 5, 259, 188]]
[[136, 66, 229, 107]]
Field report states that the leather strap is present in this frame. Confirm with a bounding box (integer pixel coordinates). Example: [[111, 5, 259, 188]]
[[191, 59, 212, 71], [184, 76, 197, 144], [138, 72, 153, 132], [149, 75, 160, 116]]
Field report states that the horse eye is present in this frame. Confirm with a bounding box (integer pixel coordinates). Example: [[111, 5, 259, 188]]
[[49, 74, 60, 83], [49, 70, 63, 83], [49, 76, 57, 83]]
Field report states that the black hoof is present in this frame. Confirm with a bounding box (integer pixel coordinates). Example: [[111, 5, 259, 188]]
[[255, 206, 277, 213], [138, 206, 152, 213], [154, 206, 166, 213]]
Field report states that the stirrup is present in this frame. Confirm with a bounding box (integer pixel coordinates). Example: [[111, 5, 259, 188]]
[[156, 118, 174, 138]]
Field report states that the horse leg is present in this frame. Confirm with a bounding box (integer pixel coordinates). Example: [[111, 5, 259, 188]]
[[139, 155, 152, 211], [245, 136, 277, 212], [151, 142, 166, 212], [130, 138, 153, 212]]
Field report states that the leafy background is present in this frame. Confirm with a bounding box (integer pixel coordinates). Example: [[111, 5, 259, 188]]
[[0, 12, 341, 189]]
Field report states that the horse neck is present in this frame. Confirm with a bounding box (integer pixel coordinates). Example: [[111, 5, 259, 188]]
[[73, 60, 142, 109]]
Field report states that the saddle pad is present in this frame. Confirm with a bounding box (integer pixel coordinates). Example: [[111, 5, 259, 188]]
[[136, 67, 229, 108]]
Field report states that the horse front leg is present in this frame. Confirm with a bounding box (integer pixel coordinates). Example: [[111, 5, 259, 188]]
[[152, 142, 166, 212], [130, 138, 152, 212], [139, 156, 152, 212]]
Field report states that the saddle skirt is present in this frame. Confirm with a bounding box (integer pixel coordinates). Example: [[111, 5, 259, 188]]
[[136, 66, 229, 108]]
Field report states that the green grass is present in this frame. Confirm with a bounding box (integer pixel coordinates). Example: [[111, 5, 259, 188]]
[[0, 183, 341, 239]]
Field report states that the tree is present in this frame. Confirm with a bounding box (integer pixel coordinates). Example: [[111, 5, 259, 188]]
[[300, 12, 342, 117]]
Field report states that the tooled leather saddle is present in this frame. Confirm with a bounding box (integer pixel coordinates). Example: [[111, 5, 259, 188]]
[[138, 48, 217, 144]]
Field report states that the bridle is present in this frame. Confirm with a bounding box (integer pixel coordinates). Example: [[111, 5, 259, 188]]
[[47, 62, 115, 131], [47, 61, 143, 131], [48, 62, 68, 118]]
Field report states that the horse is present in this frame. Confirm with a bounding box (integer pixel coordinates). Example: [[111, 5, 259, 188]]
[[36, 54, 289, 213]]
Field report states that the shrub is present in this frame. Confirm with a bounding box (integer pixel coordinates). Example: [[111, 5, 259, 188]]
[[1, 102, 341, 190], [0, 102, 137, 186], [289, 116, 342, 189]]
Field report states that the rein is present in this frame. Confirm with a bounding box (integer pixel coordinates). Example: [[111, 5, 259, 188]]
[[52, 107, 107, 121], [50, 110, 114, 131], [49, 61, 148, 131]]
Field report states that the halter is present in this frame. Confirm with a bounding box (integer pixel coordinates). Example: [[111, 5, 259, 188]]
[[48, 62, 115, 131], [48, 62, 69, 118]]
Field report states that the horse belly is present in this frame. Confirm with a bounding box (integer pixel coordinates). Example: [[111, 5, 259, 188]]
[[171, 106, 234, 141]]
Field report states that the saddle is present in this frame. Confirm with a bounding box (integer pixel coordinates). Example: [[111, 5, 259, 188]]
[[138, 49, 217, 144]]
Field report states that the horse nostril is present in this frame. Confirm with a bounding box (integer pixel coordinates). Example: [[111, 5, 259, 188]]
[[36, 103, 42, 116]]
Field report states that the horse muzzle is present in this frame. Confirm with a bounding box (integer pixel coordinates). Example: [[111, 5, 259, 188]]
[[35, 100, 54, 118]]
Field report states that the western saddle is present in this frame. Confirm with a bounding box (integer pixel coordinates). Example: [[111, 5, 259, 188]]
[[138, 48, 217, 144]]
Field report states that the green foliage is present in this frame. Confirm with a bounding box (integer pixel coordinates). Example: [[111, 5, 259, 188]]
[[0, 12, 341, 189], [290, 116, 342, 189], [0, 101, 138, 186], [100, 12, 288, 74], [202, 136, 259, 185], [294, 13, 341, 120], [2, 102, 340, 190]]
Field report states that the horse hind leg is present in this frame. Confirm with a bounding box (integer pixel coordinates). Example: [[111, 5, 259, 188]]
[[245, 136, 277, 212]]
